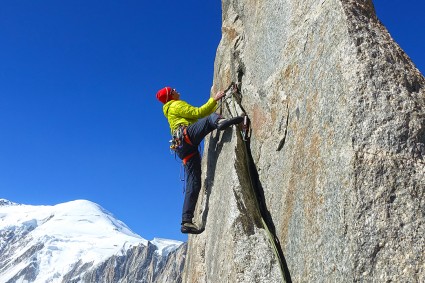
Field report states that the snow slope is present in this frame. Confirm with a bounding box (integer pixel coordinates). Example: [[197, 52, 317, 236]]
[[0, 199, 182, 283]]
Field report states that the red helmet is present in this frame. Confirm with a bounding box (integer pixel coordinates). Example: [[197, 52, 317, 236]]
[[156, 87, 173, 104]]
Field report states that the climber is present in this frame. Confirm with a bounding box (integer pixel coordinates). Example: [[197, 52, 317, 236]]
[[156, 86, 243, 234]]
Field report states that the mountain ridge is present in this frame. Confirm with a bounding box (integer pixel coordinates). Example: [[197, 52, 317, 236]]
[[0, 199, 184, 283]]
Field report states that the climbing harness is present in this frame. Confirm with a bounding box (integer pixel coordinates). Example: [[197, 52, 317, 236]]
[[169, 125, 201, 193], [183, 127, 193, 146], [170, 126, 199, 164], [169, 126, 193, 151]]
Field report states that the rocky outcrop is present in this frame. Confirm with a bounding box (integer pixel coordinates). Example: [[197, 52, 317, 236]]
[[65, 243, 187, 283], [183, 0, 425, 282]]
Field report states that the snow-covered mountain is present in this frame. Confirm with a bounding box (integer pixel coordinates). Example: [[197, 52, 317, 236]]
[[0, 199, 185, 283]]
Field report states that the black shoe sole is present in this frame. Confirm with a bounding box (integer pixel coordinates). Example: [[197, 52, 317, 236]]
[[181, 227, 204, 234]]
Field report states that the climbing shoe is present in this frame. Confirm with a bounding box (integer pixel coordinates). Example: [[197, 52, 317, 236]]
[[216, 116, 244, 131], [181, 222, 204, 234]]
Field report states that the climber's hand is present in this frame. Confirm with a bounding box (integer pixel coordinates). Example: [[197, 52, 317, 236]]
[[213, 90, 226, 101]]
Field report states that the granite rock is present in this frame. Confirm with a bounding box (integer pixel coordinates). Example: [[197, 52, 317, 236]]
[[183, 0, 424, 282]]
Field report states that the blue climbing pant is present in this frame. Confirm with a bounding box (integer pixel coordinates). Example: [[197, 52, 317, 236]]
[[176, 113, 220, 223]]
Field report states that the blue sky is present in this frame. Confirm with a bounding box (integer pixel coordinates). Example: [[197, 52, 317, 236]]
[[1, 1, 423, 242]]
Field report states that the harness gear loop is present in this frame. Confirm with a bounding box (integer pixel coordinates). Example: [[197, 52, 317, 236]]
[[170, 127, 183, 151], [170, 125, 194, 151]]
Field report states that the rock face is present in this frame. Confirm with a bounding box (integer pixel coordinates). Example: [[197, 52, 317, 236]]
[[183, 0, 425, 282]]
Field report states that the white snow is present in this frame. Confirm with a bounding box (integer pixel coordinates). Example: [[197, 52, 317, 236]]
[[0, 199, 183, 283], [0, 198, 18, 206], [151, 237, 183, 257]]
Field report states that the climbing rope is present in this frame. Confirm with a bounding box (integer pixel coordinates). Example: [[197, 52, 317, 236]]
[[220, 82, 291, 282]]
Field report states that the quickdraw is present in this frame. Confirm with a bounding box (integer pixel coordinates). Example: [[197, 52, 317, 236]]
[[219, 82, 251, 142], [241, 115, 251, 142], [169, 126, 193, 151], [170, 127, 183, 151]]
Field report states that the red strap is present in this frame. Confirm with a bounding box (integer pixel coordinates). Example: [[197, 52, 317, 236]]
[[183, 127, 193, 146], [181, 127, 196, 165], [182, 151, 198, 165]]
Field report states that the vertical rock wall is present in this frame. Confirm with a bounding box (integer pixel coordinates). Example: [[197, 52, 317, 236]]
[[183, 0, 424, 282]]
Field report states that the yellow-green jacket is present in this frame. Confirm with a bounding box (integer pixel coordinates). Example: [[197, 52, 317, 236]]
[[163, 98, 217, 133]]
